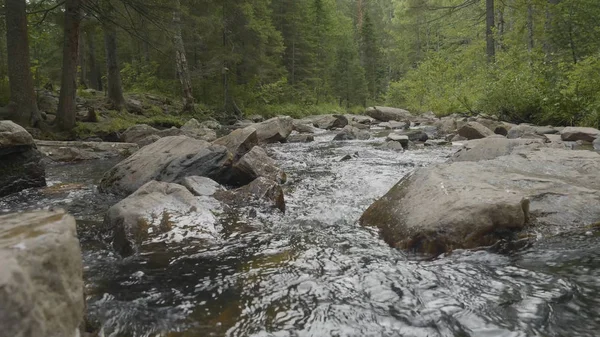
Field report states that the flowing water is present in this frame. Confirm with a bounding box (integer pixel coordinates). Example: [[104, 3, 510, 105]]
[[2, 133, 600, 337]]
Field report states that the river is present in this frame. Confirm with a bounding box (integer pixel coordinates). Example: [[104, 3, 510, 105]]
[[1, 132, 599, 337]]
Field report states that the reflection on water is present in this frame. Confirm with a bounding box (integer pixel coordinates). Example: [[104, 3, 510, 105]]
[[2, 134, 600, 337]]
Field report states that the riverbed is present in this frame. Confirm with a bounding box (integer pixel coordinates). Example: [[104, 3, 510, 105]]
[[2, 133, 599, 337]]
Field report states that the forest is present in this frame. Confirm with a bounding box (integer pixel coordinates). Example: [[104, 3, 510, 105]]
[[2, 0, 600, 133]]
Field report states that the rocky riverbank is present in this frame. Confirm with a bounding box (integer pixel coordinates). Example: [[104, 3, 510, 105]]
[[1, 106, 600, 335]]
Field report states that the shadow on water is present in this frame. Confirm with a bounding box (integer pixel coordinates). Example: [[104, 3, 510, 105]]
[[2, 134, 600, 337]]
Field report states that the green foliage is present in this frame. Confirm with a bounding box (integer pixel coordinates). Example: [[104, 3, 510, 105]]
[[121, 61, 178, 97]]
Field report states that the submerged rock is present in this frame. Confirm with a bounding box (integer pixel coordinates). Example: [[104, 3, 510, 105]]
[[0, 209, 84, 337], [0, 121, 46, 197], [99, 136, 233, 196], [104, 180, 219, 256], [360, 148, 600, 255], [231, 146, 287, 186], [215, 177, 285, 212], [333, 125, 370, 141]]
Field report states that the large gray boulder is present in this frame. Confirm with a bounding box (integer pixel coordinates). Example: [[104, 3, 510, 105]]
[[121, 124, 160, 145], [215, 177, 285, 212], [231, 146, 286, 186], [104, 181, 220, 256], [366, 106, 412, 122], [452, 138, 546, 162], [0, 210, 84, 337], [435, 117, 458, 136], [0, 121, 46, 197], [180, 176, 224, 196], [507, 124, 547, 140], [595, 137, 600, 151], [212, 127, 258, 161], [457, 121, 494, 140], [251, 116, 293, 143], [312, 114, 349, 130], [360, 148, 600, 255], [333, 125, 370, 141], [99, 136, 233, 196], [181, 118, 217, 142], [560, 126, 600, 142], [36, 140, 139, 162], [292, 120, 317, 134]]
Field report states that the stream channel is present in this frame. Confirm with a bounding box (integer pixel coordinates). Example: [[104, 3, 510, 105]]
[[1, 132, 600, 337]]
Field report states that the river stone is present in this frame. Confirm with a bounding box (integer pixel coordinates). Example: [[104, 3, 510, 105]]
[[251, 116, 293, 143], [104, 180, 219, 256], [401, 129, 428, 142], [380, 121, 408, 130], [507, 124, 546, 140], [0, 209, 84, 337], [333, 125, 370, 141], [181, 118, 218, 142], [346, 114, 375, 125], [214, 177, 285, 212], [380, 140, 405, 151], [121, 124, 160, 145], [292, 120, 317, 134], [287, 134, 315, 143], [435, 117, 458, 136], [366, 106, 412, 122], [231, 146, 286, 186], [386, 134, 409, 149], [560, 127, 600, 142], [99, 136, 233, 196], [36, 140, 139, 162], [452, 138, 546, 162], [0, 121, 46, 197], [181, 176, 224, 196], [312, 114, 349, 130], [457, 122, 494, 140], [212, 127, 258, 161], [360, 148, 600, 255], [595, 137, 600, 151]]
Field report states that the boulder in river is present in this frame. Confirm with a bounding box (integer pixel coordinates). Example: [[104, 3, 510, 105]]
[[312, 114, 349, 130], [99, 136, 233, 196], [457, 122, 494, 140], [360, 148, 600, 255], [251, 116, 293, 143], [379, 121, 408, 130], [0, 209, 85, 337], [595, 137, 600, 151], [366, 106, 412, 122], [401, 129, 428, 142], [180, 118, 218, 142], [104, 180, 220, 256], [507, 124, 547, 140], [451, 138, 546, 162], [287, 134, 315, 143], [231, 146, 287, 186], [292, 120, 317, 134], [212, 127, 258, 161], [215, 177, 285, 212], [333, 125, 370, 141], [0, 121, 46, 197], [121, 124, 160, 145], [180, 176, 224, 196], [386, 134, 409, 149], [560, 126, 600, 142]]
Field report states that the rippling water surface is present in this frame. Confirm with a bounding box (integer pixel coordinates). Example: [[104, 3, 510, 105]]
[[2, 133, 600, 337]]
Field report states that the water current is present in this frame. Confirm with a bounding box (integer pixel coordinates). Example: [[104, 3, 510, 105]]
[[2, 132, 600, 337]]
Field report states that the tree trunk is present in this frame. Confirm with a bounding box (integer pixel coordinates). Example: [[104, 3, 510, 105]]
[[5, 0, 41, 127], [527, 0, 534, 52], [78, 30, 87, 88], [173, 0, 194, 112], [103, 21, 126, 110], [57, 0, 82, 130], [86, 30, 102, 91], [486, 0, 496, 63]]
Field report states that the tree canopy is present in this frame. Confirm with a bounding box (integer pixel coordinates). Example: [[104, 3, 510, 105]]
[[1, 0, 600, 129]]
